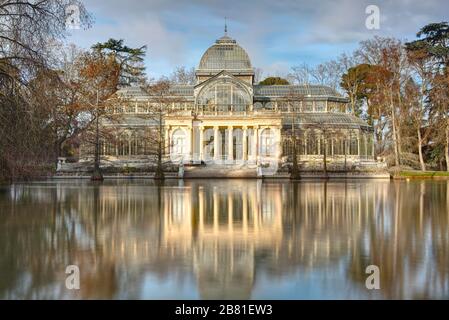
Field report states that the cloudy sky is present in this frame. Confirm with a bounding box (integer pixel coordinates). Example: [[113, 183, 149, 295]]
[[69, 0, 449, 79]]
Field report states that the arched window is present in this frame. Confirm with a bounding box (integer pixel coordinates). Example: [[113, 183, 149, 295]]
[[197, 79, 251, 113], [233, 129, 244, 160], [130, 131, 138, 155], [360, 134, 367, 157], [260, 128, 275, 157], [333, 137, 345, 155], [117, 133, 129, 156], [172, 129, 187, 156], [367, 134, 374, 157], [282, 132, 305, 158], [349, 132, 358, 155], [203, 128, 215, 161]]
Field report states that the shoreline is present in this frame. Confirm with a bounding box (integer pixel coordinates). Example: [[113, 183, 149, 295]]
[[6, 171, 449, 182], [49, 172, 391, 180], [391, 171, 449, 180]]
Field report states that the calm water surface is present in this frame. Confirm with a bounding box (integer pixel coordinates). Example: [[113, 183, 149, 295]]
[[0, 179, 448, 299]]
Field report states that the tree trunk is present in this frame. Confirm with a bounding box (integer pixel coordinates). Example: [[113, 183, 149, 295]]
[[417, 127, 426, 171], [155, 142, 165, 180], [344, 139, 347, 171], [154, 111, 165, 180], [91, 92, 103, 181], [391, 101, 400, 167], [396, 90, 404, 162], [323, 135, 328, 179], [373, 123, 379, 161], [446, 121, 449, 172], [290, 136, 301, 180], [54, 140, 62, 168]]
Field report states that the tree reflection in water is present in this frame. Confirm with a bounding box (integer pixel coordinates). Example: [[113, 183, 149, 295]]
[[0, 179, 448, 299]]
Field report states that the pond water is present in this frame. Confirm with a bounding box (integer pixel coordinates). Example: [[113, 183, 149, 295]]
[[0, 179, 448, 299]]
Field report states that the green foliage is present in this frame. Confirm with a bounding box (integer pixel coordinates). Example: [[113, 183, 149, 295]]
[[406, 22, 449, 67], [398, 171, 449, 177], [92, 38, 147, 86], [340, 64, 378, 116], [258, 77, 290, 85]]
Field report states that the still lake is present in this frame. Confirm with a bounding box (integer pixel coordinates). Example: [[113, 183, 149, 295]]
[[0, 179, 448, 299]]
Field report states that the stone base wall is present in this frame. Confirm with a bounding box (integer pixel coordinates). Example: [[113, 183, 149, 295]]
[[58, 156, 387, 175], [57, 156, 178, 174], [279, 159, 387, 173]]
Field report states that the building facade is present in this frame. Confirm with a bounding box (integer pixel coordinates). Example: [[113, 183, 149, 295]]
[[81, 32, 377, 174]]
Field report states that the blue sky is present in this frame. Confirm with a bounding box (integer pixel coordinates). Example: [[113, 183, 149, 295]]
[[68, 0, 449, 79]]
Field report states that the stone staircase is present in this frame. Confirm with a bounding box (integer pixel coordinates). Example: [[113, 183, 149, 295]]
[[183, 164, 258, 178]]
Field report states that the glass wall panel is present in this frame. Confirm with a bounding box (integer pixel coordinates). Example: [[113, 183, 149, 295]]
[[198, 79, 251, 113], [315, 101, 325, 112]]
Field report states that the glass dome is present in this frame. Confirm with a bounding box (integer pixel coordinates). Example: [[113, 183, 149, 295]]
[[198, 35, 252, 71]]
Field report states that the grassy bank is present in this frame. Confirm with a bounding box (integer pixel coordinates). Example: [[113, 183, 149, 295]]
[[393, 170, 449, 179]]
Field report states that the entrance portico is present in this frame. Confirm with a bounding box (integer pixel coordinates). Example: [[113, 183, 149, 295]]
[[166, 118, 282, 166]]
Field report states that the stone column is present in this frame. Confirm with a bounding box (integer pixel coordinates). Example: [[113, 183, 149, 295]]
[[317, 134, 321, 155], [243, 126, 248, 162], [228, 126, 234, 162], [199, 126, 204, 162], [364, 135, 368, 160], [214, 126, 220, 161], [187, 126, 193, 162], [357, 133, 361, 157], [346, 136, 350, 155], [165, 127, 170, 154], [276, 126, 282, 159], [331, 138, 334, 157], [253, 126, 259, 162], [304, 132, 308, 156]]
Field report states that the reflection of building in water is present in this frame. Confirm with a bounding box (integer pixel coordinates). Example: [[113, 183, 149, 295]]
[[162, 181, 282, 299], [269, 182, 378, 275], [2, 180, 448, 299]]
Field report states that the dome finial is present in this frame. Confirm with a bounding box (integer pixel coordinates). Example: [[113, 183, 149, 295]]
[[224, 17, 228, 35]]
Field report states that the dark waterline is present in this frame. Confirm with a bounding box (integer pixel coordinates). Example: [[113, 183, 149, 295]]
[[0, 179, 448, 299]]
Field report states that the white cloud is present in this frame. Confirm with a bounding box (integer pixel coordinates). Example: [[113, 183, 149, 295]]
[[68, 0, 449, 78]]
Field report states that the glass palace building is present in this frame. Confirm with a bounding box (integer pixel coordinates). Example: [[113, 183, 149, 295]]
[[82, 32, 377, 174]]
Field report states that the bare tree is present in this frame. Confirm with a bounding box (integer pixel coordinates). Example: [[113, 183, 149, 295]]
[[169, 66, 196, 85], [283, 91, 304, 179], [303, 121, 332, 179], [76, 51, 120, 180], [141, 80, 183, 180], [0, 0, 91, 181], [289, 63, 313, 85], [290, 54, 358, 94], [254, 67, 264, 84]]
